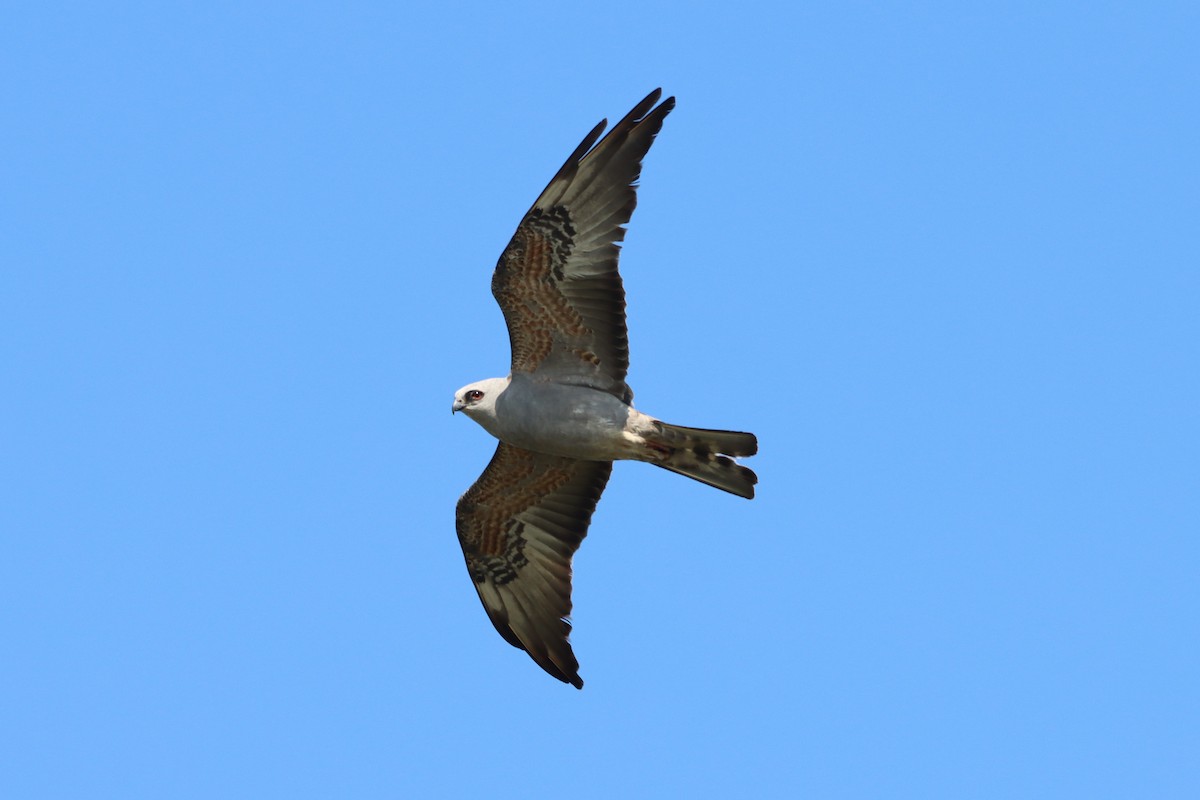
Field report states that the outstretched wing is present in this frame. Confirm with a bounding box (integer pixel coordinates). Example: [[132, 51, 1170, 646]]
[[455, 442, 612, 688], [493, 89, 675, 401]]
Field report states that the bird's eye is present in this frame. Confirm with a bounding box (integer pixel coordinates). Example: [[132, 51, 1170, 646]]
[[465, 390, 484, 402]]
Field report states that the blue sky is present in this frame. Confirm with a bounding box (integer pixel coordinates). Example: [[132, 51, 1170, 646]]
[[3, 2, 1197, 797]]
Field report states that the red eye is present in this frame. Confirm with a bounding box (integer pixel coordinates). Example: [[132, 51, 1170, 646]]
[[465, 390, 484, 402]]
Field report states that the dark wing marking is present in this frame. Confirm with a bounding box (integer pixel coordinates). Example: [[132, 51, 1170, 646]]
[[456, 442, 612, 688], [493, 89, 675, 401]]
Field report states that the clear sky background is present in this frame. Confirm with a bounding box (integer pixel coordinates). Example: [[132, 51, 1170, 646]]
[[3, 2, 1197, 798]]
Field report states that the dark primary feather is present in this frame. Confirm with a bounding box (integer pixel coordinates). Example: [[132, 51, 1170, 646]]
[[492, 89, 676, 401], [455, 443, 612, 689]]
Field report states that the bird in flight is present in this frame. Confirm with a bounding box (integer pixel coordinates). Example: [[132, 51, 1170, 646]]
[[452, 89, 757, 688]]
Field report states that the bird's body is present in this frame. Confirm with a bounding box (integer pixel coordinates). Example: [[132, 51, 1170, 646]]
[[451, 90, 758, 688], [455, 374, 757, 493], [456, 375, 641, 462]]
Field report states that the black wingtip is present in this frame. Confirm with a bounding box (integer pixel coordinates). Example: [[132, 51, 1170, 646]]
[[644, 88, 675, 113], [623, 88, 673, 127], [534, 652, 584, 689]]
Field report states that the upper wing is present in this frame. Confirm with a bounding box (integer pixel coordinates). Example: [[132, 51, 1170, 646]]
[[455, 442, 612, 688], [492, 89, 676, 401]]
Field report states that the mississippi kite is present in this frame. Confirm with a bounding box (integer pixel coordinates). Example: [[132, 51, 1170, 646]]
[[452, 89, 757, 688]]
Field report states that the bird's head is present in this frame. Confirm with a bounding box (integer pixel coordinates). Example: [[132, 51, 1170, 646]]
[[451, 377, 508, 420]]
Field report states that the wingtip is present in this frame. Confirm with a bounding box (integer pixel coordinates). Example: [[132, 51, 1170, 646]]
[[645, 88, 675, 108], [538, 654, 584, 689], [631, 88, 674, 122]]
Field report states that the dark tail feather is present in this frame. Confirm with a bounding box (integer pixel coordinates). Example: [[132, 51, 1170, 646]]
[[649, 423, 758, 499]]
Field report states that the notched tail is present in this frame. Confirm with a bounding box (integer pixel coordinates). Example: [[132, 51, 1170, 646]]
[[648, 422, 759, 499]]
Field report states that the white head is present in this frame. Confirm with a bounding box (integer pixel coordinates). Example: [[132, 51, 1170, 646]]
[[451, 377, 509, 424]]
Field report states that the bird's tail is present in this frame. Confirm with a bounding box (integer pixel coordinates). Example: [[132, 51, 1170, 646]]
[[645, 422, 758, 499]]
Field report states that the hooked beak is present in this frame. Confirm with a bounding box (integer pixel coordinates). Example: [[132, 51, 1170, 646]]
[[451, 399, 466, 415]]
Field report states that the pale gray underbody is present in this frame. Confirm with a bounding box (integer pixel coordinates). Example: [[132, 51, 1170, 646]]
[[456, 374, 654, 462], [453, 372, 757, 499]]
